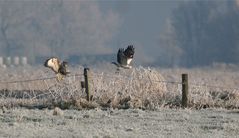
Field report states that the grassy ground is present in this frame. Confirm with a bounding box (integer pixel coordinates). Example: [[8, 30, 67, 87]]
[[0, 107, 239, 138]]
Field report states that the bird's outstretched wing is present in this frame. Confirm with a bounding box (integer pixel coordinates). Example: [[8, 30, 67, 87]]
[[59, 61, 70, 76], [118, 48, 132, 68], [117, 48, 124, 65], [113, 46, 134, 69], [44, 57, 60, 73]]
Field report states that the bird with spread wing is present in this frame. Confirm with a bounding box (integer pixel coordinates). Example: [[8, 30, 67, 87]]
[[44, 57, 70, 81], [112, 45, 135, 69]]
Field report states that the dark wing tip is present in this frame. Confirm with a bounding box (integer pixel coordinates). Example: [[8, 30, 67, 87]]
[[118, 48, 124, 53], [44, 57, 60, 68], [117, 48, 124, 64], [62, 61, 68, 65], [44, 59, 49, 67], [117, 48, 124, 57], [127, 45, 134, 52], [124, 45, 135, 58], [128, 45, 134, 48]]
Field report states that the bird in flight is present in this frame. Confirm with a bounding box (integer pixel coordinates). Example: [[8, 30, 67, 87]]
[[112, 45, 135, 69], [44, 57, 70, 81]]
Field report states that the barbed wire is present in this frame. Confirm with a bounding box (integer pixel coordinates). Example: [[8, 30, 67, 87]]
[[189, 82, 239, 90], [0, 69, 239, 91], [91, 71, 239, 90], [148, 79, 182, 84], [0, 73, 83, 84], [92, 72, 182, 85]]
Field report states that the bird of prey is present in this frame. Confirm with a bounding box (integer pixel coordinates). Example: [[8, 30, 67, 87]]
[[44, 57, 70, 81], [112, 45, 135, 69]]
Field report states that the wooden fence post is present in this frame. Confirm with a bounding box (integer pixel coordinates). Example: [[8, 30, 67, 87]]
[[182, 74, 188, 108], [84, 68, 90, 101]]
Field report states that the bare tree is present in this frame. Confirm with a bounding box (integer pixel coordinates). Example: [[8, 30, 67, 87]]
[[0, 0, 120, 64], [160, 0, 239, 67]]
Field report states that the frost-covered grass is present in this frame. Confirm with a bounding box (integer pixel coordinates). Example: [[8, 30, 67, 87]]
[[1, 108, 239, 137], [1, 64, 239, 138], [160, 65, 239, 109], [0, 64, 239, 110]]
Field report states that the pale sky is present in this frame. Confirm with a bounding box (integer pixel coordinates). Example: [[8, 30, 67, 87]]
[[99, 0, 180, 63]]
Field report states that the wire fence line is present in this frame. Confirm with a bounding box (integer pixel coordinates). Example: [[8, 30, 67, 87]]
[[189, 82, 239, 90], [92, 71, 239, 91], [0, 69, 238, 91], [1, 68, 239, 109], [0, 73, 83, 84], [92, 72, 182, 85], [0, 73, 84, 102]]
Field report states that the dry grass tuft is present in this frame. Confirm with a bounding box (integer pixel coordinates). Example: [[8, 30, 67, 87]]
[[53, 107, 64, 116], [91, 67, 167, 109]]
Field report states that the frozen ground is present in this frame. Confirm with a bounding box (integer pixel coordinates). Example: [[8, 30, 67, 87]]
[[0, 108, 239, 138]]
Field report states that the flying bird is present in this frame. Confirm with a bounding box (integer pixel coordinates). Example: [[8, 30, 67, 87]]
[[44, 57, 70, 81], [112, 45, 135, 69]]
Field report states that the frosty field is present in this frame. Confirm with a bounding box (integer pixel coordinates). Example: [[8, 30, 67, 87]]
[[0, 108, 239, 138], [0, 64, 239, 137]]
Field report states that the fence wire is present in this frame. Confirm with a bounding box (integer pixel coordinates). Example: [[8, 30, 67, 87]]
[[0, 68, 239, 109], [92, 70, 239, 109], [0, 73, 83, 84], [0, 73, 85, 108]]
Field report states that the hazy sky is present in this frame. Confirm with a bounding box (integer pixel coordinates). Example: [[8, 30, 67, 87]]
[[98, 0, 180, 63], [1, 0, 237, 66], [0, 0, 180, 65]]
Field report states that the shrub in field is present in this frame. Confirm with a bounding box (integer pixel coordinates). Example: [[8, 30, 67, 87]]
[[91, 67, 167, 109]]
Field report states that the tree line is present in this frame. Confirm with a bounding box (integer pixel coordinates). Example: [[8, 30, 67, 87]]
[[0, 0, 119, 64], [158, 0, 239, 67]]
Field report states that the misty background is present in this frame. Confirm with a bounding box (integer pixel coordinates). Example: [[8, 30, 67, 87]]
[[0, 0, 239, 67]]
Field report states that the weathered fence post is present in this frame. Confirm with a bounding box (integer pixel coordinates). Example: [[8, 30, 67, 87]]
[[182, 74, 188, 108], [84, 68, 90, 101]]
